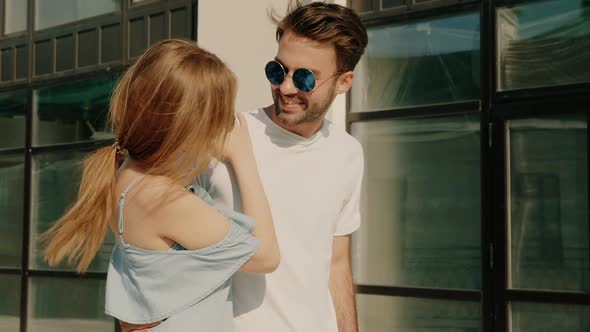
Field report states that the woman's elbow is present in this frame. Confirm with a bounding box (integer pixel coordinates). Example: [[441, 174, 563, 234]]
[[265, 251, 281, 272], [242, 250, 281, 273]]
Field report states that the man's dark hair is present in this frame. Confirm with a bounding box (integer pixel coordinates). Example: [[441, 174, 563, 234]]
[[272, 1, 368, 72]]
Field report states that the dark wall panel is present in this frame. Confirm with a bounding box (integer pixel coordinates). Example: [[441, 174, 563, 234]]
[[170, 8, 187, 39], [56, 35, 75, 72], [130, 17, 147, 58], [149, 13, 166, 45], [15, 45, 28, 79], [35, 39, 54, 76], [101, 24, 121, 63], [2, 48, 14, 81], [78, 29, 99, 67]]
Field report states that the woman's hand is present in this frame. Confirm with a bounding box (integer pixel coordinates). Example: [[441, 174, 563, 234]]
[[222, 112, 254, 165]]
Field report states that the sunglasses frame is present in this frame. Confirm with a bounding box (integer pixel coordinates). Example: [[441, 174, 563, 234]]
[[265, 60, 341, 93]]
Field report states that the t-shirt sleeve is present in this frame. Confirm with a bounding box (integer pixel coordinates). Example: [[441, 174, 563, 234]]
[[334, 145, 365, 236]]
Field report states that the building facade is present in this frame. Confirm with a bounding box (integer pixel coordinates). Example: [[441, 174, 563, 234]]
[[0, 0, 589, 332]]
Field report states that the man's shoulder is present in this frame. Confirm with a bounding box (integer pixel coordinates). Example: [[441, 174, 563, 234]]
[[324, 122, 363, 156]]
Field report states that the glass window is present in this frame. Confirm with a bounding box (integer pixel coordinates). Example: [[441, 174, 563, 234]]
[[351, 13, 480, 112], [0, 153, 24, 268], [0, 275, 20, 332], [357, 294, 481, 332], [0, 90, 27, 150], [33, 78, 117, 147], [4, 0, 27, 34], [351, 113, 481, 289], [351, 0, 373, 13], [510, 302, 590, 332], [508, 113, 589, 292], [35, 0, 121, 30], [28, 277, 111, 332], [29, 148, 114, 273], [498, 0, 590, 90]]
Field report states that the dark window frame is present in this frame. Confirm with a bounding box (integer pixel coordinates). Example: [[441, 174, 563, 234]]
[[0, 1, 198, 331], [348, 1, 590, 332]]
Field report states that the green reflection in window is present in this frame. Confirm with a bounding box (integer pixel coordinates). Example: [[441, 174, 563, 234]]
[[0, 90, 27, 149], [0, 275, 20, 332], [351, 113, 481, 289], [34, 77, 117, 146], [28, 278, 111, 332], [0, 153, 24, 268], [498, 0, 590, 90], [511, 302, 590, 332], [352, 12, 480, 111], [357, 294, 481, 332], [509, 113, 589, 292], [30, 148, 114, 273]]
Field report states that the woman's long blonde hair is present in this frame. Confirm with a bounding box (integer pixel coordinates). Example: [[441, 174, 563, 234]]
[[42, 39, 237, 272]]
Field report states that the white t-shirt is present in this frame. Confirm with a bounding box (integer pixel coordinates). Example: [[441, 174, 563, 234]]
[[196, 108, 364, 332]]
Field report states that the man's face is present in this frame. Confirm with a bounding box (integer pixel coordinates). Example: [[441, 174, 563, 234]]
[[270, 30, 349, 127]]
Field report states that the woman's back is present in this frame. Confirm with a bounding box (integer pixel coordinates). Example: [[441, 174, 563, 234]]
[[106, 166, 260, 330]]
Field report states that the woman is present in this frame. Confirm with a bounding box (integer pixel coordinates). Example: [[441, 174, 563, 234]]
[[43, 39, 279, 331]]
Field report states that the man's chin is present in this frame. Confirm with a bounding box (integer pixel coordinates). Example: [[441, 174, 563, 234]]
[[276, 110, 306, 126]]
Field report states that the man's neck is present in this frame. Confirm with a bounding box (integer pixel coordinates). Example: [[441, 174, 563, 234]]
[[264, 105, 324, 139]]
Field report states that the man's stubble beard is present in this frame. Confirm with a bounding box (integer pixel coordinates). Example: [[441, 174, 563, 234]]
[[272, 90, 335, 126]]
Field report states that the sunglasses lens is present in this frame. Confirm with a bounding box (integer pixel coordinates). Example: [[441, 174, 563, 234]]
[[265, 61, 285, 85], [292, 68, 316, 93]]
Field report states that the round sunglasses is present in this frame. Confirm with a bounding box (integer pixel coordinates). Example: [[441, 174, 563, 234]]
[[264, 60, 341, 93]]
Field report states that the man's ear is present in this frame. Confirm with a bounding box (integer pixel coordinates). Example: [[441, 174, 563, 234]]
[[335, 71, 354, 95]]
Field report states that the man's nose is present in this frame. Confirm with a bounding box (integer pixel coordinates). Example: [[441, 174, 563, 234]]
[[279, 74, 298, 95]]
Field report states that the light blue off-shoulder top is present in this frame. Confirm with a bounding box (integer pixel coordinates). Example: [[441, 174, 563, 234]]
[[105, 177, 260, 331]]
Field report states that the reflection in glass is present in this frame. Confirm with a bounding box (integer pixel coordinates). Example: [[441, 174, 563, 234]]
[[4, 0, 27, 34], [34, 77, 116, 146], [0, 90, 27, 149], [351, 13, 480, 111], [511, 302, 590, 332], [28, 278, 111, 332], [357, 294, 480, 332], [0, 153, 24, 268], [498, 0, 590, 90], [30, 148, 114, 272], [35, 0, 121, 30], [351, 113, 481, 289], [509, 114, 589, 292], [0, 275, 20, 332]]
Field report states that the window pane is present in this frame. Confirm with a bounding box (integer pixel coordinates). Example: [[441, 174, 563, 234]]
[[29, 148, 115, 272], [35, 0, 121, 30], [382, 0, 405, 8], [0, 153, 24, 268], [508, 114, 589, 292], [351, 13, 480, 112], [0, 90, 27, 149], [0, 275, 20, 332], [4, 0, 27, 34], [498, 0, 590, 90], [34, 78, 116, 146], [357, 294, 481, 332], [28, 277, 111, 332], [351, 0, 373, 12], [511, 302, 590, 332], [351, 113, 481, 289]]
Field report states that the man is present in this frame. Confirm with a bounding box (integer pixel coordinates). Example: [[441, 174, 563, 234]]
[[122, 1, 367, 331], [211, 3, 367, 331]]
